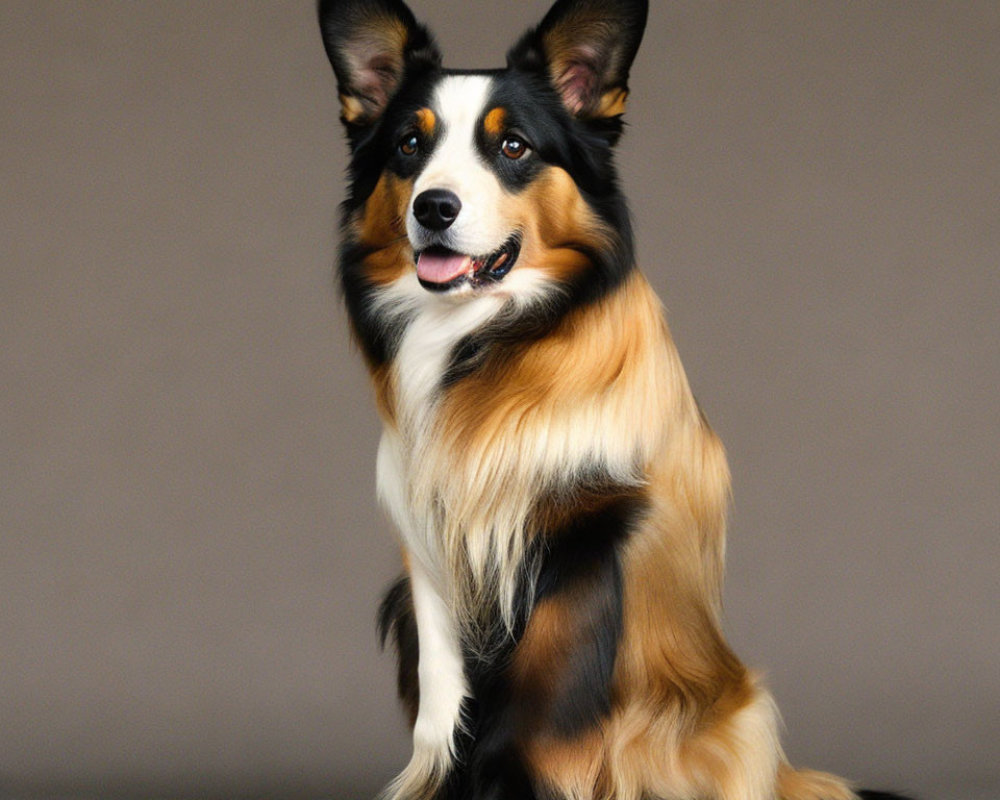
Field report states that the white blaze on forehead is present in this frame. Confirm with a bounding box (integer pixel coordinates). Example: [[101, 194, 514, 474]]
[[408, 75, 510, 256]]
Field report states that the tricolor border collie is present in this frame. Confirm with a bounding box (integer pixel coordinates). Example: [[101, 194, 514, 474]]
[[318, 1, 910, 798]]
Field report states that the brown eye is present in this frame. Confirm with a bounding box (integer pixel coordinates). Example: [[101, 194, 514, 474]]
[[399, 133, 419, 156], [500, 135, 527, 160]]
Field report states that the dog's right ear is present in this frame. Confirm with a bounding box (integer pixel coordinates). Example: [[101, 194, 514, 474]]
[[318, 0, 440, 129]]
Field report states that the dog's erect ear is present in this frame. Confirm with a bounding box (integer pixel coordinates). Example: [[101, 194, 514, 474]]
[[507, 0, 647, 120], [318, 0, 440, 128]]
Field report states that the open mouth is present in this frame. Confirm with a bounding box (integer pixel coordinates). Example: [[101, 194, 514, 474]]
[[415, 234, 521, 292]]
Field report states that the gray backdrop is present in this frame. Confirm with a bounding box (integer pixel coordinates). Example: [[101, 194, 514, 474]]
[[2, 2, 997, 799]]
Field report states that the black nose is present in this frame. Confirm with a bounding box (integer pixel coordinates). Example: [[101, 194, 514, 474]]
[[413, 189, 462, 231]]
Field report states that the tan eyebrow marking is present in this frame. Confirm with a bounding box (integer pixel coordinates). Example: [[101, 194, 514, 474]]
[[415, 107, 436, 135], [483, 106, 507, 136]]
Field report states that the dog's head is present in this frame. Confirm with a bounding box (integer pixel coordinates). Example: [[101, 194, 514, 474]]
[[320, 0, 647, 357]]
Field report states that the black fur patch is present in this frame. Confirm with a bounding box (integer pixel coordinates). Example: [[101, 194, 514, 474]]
[[432, 481, 643, 798], [529, 485, 642, 735], [376, 574, 420, 725], [338, 241, 410, 367]]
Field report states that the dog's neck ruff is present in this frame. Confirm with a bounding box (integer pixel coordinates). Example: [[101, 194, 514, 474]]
[[374, 267, 686, 630]]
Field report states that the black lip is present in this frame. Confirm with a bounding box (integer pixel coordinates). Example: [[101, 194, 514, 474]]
[[416, 233, 522, 293]]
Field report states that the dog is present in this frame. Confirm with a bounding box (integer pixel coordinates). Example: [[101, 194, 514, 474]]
[[318, 2, 910, 798]]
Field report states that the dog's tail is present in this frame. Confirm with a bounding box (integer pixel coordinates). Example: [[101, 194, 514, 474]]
[[778, 765, 916, 800]]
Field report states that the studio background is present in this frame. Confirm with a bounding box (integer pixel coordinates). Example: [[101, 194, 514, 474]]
[[3, 2, 997, 799]]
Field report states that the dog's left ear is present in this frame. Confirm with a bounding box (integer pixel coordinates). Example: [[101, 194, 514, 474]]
[[507, 0, 648, 120]]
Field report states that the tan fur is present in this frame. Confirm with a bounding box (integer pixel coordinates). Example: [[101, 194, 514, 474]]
[[596, 87, 629, 118], [340, 92, 367, 124], [518, 167, 616, 283], [356, 173, 413, 260], [511, 593, 577, 704], [483, 106, 507, 137], [526, 729, 605, 800], [415, 107, 436, 136], [370, 363, 397, 427], [778, 766, 858, 800]]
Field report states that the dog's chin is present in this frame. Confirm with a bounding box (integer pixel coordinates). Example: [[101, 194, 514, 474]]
[[415, 234, 521, 293]]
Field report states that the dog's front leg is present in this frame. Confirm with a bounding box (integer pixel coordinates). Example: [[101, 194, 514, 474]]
[[382, 557, 469, 800]]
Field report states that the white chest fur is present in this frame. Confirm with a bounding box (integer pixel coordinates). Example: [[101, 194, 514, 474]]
[[373, 282, 498, 798]]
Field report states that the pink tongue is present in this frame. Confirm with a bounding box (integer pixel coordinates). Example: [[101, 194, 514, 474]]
[[416, 251, 472, 284]]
